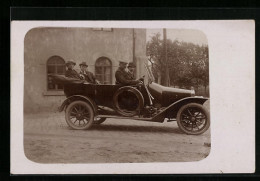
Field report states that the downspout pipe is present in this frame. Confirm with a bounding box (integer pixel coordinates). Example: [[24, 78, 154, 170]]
[[133, 28, 136, 77], [133, 28, 136, 63]]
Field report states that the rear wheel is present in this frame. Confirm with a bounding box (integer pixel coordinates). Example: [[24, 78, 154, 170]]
[[177, 103, 210, 135], [65, 100, 94, 130]]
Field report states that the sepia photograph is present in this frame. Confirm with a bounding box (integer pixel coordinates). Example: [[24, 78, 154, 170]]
[[11, 20, 255, 174], [23, 27, 210, 163]]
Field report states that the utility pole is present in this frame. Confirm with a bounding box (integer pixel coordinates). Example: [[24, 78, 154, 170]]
[[163, 28, 170, 86]]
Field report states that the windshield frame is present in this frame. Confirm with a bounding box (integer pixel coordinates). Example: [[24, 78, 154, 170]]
[[144, 62, 155, 83]]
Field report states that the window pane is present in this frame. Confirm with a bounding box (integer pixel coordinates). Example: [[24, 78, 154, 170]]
[[57, 65, 65, 74], [95, 67, 103, 74], [47, 75, 53, 82], [104, 74, 111, 82], [55, 58, 65, 65], [48, 83, 55, 90], [96, 58, 111, 66], [47, 56, 65, 65], [95, 57, 112, 84], [47, 58, 56, 64], [104, 67, 111, 74], [47, 56, 65, 91], [57, 84, 63, 89], [47, 66, 55, 74], [104, 59, 111, 66], [95, 75, 102, 82]]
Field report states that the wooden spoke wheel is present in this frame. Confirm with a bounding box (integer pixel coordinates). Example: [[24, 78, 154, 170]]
[[177, 103, 210, 135], [65, 100, 94, 130]]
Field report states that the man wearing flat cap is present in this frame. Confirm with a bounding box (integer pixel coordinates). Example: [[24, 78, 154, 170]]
[[115, 60, 140, 85], [65, 60, 81, 79], [79, 62, 98, 84]]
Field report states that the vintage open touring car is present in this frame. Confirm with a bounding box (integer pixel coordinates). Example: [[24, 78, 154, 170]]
[[51, 64, 210, 135]]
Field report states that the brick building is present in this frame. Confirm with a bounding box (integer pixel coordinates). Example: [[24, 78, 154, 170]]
[[24, 27, 147, 113]]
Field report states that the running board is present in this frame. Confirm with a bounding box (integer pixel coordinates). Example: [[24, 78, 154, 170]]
[[96, 115, 152, 121], [167, 119, 177, 122], [96, 115, 176, 123]]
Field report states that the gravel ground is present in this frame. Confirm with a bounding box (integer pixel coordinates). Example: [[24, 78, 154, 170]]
[[24, 102, 210, 163]]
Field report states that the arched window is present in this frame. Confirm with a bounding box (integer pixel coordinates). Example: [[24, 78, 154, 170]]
[[47, 56, 65, 90], [95, 57, 112, 84]]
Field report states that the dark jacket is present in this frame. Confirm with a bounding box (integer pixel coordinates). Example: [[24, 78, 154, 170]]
[[65, 69, 81, 79], [79, 70, 96, 84], [127, 71, 135, 80], [115, 67, 139, 85]]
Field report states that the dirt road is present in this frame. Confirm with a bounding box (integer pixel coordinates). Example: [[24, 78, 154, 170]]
[[24, 108, 210, 163]]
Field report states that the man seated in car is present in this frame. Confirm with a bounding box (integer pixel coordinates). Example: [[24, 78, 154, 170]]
[[127, 62, 136, 80], [65, 60, 82, 79], [115, 60, 141, 85], [79, 62, 99, 84]]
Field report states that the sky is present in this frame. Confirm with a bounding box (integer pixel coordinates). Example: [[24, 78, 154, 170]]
[[146, 29, 208, 46]]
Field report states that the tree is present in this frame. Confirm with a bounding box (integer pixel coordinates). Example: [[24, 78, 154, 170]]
[[146, 33, 164, 84], [146, 33, 209, 95]]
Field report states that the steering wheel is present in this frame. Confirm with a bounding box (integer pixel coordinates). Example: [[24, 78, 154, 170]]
[[139, 75, 145, 83]]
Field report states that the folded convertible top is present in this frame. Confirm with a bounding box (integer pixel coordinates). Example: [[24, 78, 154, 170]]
[[49, 74, 85, 84]]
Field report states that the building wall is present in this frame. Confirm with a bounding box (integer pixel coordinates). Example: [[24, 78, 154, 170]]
[[134, 29, 147, 79], [24, 27, 147, 113]]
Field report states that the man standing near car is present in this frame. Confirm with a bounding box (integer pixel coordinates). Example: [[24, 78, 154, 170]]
[[65, 60, 82, 79], [115, 60, 141, 85], [79, 62, 98, 84]]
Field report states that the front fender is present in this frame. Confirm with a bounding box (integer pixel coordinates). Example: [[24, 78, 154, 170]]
[[58, 95, 97, 113], [151, 97, 209, 121], [166, 97, 209, 118]]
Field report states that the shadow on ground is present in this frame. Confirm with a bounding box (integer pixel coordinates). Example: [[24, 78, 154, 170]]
[[87, 123, 183, 134]]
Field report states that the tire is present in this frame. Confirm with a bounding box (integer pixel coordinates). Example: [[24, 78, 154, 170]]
[[177, 103, 210, 135], [93, 117, 106, 125], [65, 100, 94, 130], [113, 86, 144, 117]]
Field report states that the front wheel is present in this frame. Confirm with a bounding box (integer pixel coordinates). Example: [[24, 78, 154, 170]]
[[65, 100, 94, 130], [177, 103, 210, 135]]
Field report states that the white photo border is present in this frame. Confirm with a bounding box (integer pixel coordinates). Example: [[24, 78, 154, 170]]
[[11, 20, 255, 174]]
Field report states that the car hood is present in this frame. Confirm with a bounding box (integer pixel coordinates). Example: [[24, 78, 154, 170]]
[[148, 82, 194, 106], [148, 82, 193, 95]]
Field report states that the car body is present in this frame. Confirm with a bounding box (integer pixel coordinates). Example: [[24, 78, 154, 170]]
[[51, 66, 210, 135]]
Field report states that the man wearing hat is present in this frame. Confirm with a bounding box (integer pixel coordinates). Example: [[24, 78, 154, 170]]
[[79, 62, 97, 84], [115, 60, 141, 85], [65, 60, 81, 79], [127, 62, 136, 80]]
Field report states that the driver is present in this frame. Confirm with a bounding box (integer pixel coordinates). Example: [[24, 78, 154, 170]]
[[115, 60, 141, 85], [127, 62, 144, 82], [127, 62, 136, 80]]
